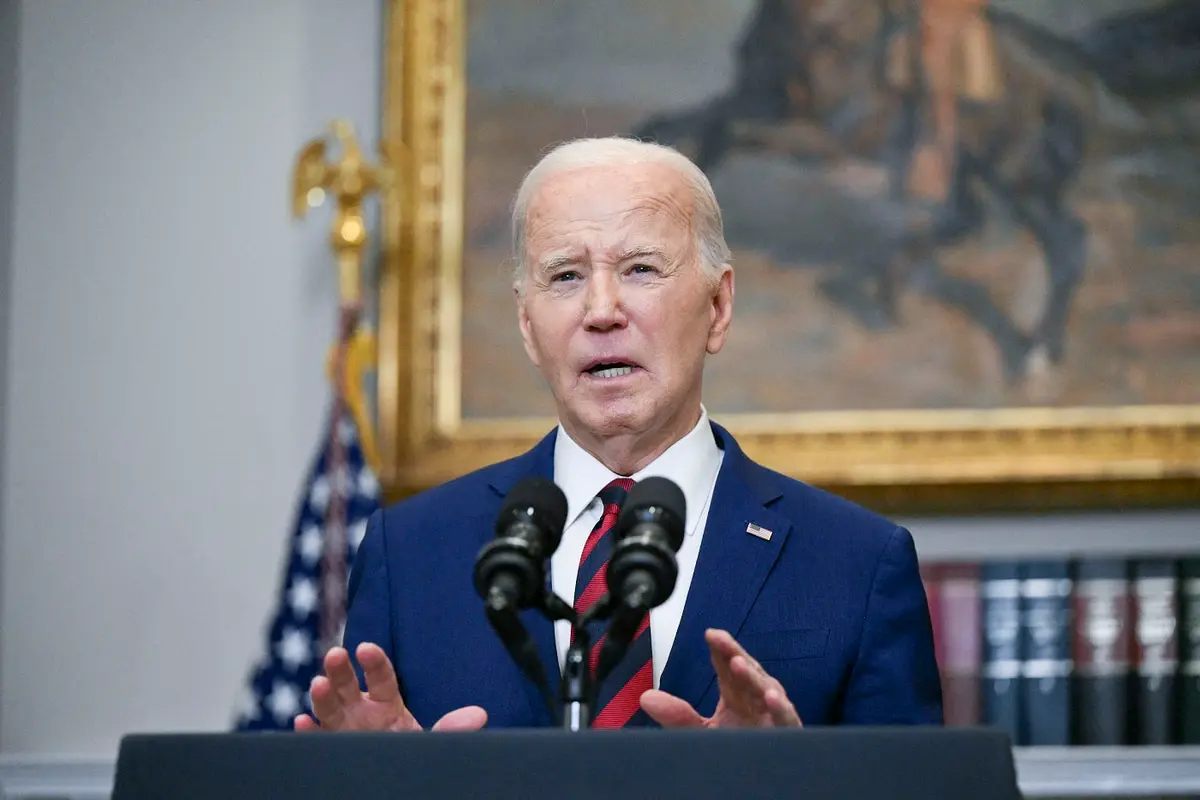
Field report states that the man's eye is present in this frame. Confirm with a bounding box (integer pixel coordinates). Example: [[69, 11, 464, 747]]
[[551, 271, 580, 283], [630, 264, 657, 275]]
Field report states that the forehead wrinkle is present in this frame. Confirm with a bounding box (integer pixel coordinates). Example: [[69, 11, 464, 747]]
[[524, 167, 699, 268], [609, 195, 694, 262]]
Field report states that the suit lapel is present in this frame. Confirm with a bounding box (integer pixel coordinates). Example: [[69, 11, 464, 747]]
[[657, 424, 791, 711], [485, 428, 561, 725]]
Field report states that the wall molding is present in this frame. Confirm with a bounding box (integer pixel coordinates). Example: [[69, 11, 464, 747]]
[[0, 756, 114, 800]]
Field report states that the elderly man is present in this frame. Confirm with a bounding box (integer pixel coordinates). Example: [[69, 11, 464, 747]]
[[295, 136, 942, 732]]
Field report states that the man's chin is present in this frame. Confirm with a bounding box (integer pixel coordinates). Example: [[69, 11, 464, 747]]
[[569, 401, 647, 437]]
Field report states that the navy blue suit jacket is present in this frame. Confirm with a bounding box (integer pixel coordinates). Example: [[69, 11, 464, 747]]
[[342, 421, 943, 728]]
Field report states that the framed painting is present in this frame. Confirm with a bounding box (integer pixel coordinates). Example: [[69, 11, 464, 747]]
[[375, 0, 1200, 513]]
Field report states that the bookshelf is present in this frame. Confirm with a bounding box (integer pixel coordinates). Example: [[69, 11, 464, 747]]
[[910, 510, 1200, 798]]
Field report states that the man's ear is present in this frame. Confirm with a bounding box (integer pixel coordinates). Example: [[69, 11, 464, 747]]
[[517, 289, 541, 368], [706, 265, 734, 355]]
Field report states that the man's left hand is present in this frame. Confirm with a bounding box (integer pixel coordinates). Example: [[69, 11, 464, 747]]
[[639, 628, 803, 728]]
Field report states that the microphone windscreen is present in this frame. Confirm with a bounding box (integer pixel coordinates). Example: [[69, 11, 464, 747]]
[[496, 476, 569, 546], [617, 476, 686, 551]]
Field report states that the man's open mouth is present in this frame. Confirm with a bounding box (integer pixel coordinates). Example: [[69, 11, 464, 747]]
[[585, 362, 637, 379]]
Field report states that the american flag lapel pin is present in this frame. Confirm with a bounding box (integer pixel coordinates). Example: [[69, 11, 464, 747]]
[[745, 522, 772, 541]]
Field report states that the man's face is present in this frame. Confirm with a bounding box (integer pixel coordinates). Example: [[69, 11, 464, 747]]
[[517, 162, 734, 446]]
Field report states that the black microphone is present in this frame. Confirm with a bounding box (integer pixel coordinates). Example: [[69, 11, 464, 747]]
[[475, 477, 567, 721], [473, 477, 568, 613], [594, 476, 686, 686]]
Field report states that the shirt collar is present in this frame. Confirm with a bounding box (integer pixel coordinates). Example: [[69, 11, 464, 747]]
[[553, 406, 723, 538]]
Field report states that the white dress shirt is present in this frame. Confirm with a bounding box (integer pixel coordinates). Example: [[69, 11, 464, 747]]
[[550, 407, 725, 689]]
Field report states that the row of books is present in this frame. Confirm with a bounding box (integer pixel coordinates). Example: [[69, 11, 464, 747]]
[[920, 555, 1200, 746]]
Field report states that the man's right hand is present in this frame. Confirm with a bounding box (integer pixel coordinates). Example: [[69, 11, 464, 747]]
[[293, 643, 488, 732]]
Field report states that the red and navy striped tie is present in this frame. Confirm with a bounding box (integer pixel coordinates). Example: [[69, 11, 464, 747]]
[[572, 478, 653, 728]]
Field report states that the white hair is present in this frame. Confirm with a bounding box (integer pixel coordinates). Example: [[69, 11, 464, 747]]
[[509, 136, 731, 293]]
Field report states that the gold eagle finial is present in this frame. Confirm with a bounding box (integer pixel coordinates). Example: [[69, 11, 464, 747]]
[[288, 119, 397, 311]]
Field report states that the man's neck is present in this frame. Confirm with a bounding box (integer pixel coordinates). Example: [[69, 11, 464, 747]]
[[563, 406, 704, 476]]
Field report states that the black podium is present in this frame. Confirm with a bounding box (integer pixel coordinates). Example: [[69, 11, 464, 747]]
[[111, 727, 1020, 799]]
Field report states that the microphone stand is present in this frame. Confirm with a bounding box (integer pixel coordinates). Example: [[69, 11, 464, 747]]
[[483, 560, 661, 730], [483, 585, 620, 731], [538, 592, 617, 731], [483, 587, 557, 722]]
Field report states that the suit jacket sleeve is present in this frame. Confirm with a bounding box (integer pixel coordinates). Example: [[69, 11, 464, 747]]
[[341, 508, 398, 692], [842, 525, 943, 724]]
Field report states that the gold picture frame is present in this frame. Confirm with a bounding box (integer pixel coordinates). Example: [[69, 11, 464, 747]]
[[375, 0, 1200, 514]]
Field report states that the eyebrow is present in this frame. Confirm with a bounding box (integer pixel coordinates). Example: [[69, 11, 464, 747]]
[[535, 254, 579, 274], [535, 245, 669, 274], [616, 245, 668, 263]]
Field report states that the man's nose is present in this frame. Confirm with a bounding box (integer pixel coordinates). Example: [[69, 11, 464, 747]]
[[583, 271, 626, 330]]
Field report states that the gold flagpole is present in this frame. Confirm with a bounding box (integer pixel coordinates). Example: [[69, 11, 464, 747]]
[[290, 119, 396, 652]]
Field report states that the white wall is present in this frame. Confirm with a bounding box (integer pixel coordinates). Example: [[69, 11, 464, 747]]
[[0, 0, 1196, 765], [1, 0, 381, 756], [0, 0, 19, 744]]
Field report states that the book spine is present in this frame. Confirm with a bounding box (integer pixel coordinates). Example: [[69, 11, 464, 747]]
[[1020, 561, 1073, 746], [1072, 559, 1133, 745], [941, 562, 981, 726], [981, 562, 1023, 744], [1182, 559, 1200, 744], [1134, 559, 1179, 745]]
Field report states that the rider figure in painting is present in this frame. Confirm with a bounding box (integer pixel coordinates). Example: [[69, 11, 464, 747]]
[[632, 0, 1200, 384]]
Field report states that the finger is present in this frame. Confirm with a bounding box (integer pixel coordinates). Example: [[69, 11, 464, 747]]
[[705, 628, 748, 663], [705, 628, 737, 651], [763, 687, 803, 727], [640, 689, 708, 728], [308, 675, 347, 730], [730, 654, 771, 691], [707, 629, 770, 679], [729, 655, 800, 726], [293, 713, 320, 732], [705, 629, 742, 696], [431, 705, 489, 731], [324, 647, 365, 709], [727, 654, 772, 717], [357, 643, 403, 706], [707, 629, 771, 687], [713, 630, 772, 685], [707, 630, 770, 718]]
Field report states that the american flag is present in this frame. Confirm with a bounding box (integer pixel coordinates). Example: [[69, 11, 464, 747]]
[[232, 408, 380, 730]]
